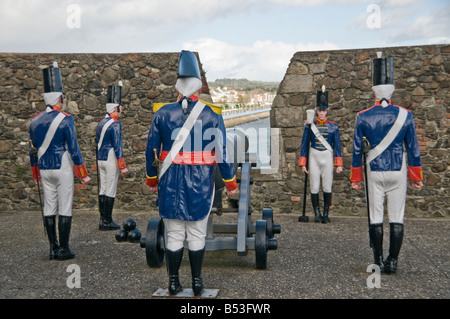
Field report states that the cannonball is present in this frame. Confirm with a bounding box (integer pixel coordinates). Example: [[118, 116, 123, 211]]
[[127, 228, 141, 243], [123, 219, 136, 232], [115, 229, 128, 242]]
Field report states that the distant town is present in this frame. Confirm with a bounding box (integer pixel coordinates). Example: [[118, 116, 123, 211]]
[[207, 78, 279, 111]]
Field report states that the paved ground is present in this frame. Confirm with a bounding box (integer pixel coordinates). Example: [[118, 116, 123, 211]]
[[0, 209, 448, 301]]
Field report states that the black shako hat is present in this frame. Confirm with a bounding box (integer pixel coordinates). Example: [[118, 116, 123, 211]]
[[177, 50, 201, 80], [107, 81, 123, 105], [372, 51, 394, 86], [316, 85, 328, 110], [43, 61, 63, 93]]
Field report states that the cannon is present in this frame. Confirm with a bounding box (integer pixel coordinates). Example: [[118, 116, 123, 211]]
[[140, 128, 281, 269]]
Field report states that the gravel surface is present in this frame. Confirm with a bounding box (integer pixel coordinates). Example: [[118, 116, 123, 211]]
[[0, 210, 448, 300]]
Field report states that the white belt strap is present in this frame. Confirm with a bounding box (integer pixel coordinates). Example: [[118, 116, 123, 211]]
[[159, 101, 207, 179], [367, 107, 408, 163], [38, 112, 66, 161], [97, 117, 114, 150], [311, 123, 333, 153]]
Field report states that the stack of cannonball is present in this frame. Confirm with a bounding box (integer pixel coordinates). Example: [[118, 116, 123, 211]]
[[115, 219, 141, 243]]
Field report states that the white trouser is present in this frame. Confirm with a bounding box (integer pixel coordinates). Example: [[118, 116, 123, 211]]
[[368, 154, 407, 224], [164, 213, 210, 251], [98, 149, 119, 198], [309, 148, 334, 193], [40, 151, 74, 217]]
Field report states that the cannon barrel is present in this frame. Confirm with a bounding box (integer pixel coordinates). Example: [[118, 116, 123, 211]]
[[213, 128, 250, 190]]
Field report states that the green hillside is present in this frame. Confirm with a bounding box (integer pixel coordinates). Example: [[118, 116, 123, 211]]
[[208, 78, 279, 92]]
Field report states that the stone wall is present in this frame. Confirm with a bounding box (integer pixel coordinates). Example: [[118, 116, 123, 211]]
[[259, 44, 448, 218], [0, 52, 211, 212], [0, 45, 448, 219]]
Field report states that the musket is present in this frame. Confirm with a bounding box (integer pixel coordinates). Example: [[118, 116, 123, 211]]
[[152, 148, 161, 206], [29, 140, 46, 235], [94, 137, 100, 197], [299, 126, 311, 222], [299, 110, 315, 222], [362, 136, 372, 248]]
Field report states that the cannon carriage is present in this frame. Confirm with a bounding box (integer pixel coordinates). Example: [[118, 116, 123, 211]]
[[140, 128, 281, 269]]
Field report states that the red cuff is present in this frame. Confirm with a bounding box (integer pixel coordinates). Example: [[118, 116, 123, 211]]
[[298, 157, 307, 167], [408, 166, 423, 181], [146, 176, 158, 187], [74, 164, 88, 178], [334, 157, 343, 167], [117, 158, 126, 170], [224, 177, 238, 191], [31, 166, 40, 179], [350, 166, 363, 182]]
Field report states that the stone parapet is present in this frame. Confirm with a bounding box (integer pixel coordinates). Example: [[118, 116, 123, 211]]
[[264, 44, 448, 218], [0, 52, 210, 212]]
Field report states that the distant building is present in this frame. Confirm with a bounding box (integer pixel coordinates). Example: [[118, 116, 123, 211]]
[[210, 86, 274, 108]]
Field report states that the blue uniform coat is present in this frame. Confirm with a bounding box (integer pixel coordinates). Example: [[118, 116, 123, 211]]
[[29, 107, 87, 178], [350, 102, 423, 182], [146, 99, 237, 221], [96, 113, 126, 169], [298, 119, 343, 167]]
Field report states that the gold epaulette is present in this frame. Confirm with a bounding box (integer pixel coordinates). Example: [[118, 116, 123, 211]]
[[199, 99, 222, 115], [153, 100, 223, 115], [153, 103, 169, 113]]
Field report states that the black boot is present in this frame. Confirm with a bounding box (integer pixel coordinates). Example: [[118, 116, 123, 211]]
[[322, 192, 332, 223], [57, 215, 75, 260], [98, 195, 106, 230], [368, 223, 384, 273], [311, 193, 323, 223], [44, 215, 59, 260], [100, 196, 120, 231], [384, 223, 404, 274], [189, 248, 205, 296], [166, 247, 184, 295]]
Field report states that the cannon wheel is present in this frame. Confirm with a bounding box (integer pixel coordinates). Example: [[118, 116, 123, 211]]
[[143, 219, 165, 268], [255, 220, 268, 269], [262, 209, 274, 238]]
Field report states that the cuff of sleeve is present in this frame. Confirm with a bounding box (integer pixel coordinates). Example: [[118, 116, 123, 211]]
[[408, 166, 423, 181], [74, 164, 88, 178], [334, 157, 343, 167], [31, 166, 40, 179], [350, 166, 363, 182], [146, 176, 158, 187], [298, 157, 307, 167], [117, 158, 126, 170], [223, 176, 238, 191]]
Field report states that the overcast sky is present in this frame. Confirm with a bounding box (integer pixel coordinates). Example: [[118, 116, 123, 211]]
[[0, 0, 448, 82]]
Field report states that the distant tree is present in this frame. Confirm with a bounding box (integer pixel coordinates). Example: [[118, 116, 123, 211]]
[[209, 78, 279, 91]]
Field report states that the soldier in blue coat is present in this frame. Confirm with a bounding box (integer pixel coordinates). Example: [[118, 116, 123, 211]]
[[145, 50, 238, 296], [350, 52, 423, 274], [298, 86, 343, 223], [96, 81, 128, 230], [29, 62, 91, 260]]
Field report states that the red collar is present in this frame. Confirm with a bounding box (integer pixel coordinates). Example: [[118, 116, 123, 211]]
[[177, 94, 199, 102], [50, 105, 70, 117], [110, 112, 119, 121], [375, 99, 392, 106], [316, 118, 328, 125]]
